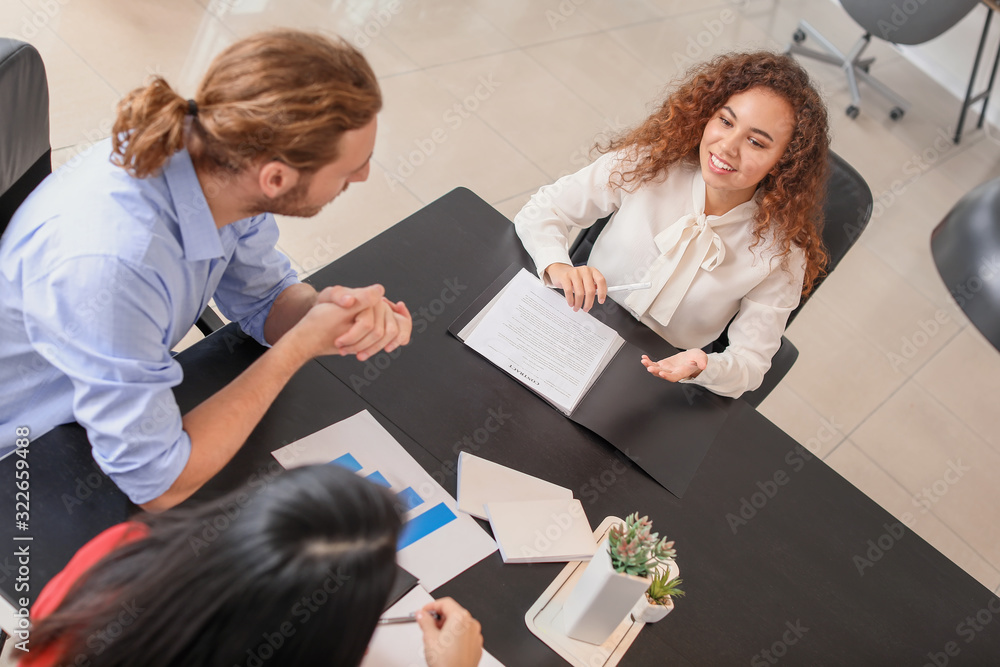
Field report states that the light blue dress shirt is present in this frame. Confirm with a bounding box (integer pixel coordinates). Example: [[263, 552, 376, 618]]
[[0, 139, 299, 504]]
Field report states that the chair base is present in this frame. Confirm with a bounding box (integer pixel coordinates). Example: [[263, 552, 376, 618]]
[[787, 20, 909, 121]]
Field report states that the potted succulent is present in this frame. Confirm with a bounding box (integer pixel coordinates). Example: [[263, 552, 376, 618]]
[[631, 567, 684, 623], [562, 513, 676, 644]]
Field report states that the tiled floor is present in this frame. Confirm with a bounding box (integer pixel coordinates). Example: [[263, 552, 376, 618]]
[[3, 0, 1000, 658]]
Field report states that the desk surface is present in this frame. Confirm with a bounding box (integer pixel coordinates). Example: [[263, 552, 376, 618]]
[[3, 188, 999, 665]]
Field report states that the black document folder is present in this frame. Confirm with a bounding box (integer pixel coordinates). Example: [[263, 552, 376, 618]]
[[384, 565, 419, 612], [448, 263, 731, 498]]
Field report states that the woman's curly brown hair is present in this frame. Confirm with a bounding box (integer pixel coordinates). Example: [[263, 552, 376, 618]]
[[603, 51, 830, 296]]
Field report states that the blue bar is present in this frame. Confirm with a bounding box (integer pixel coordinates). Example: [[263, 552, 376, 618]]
[[330, 453, 362, 473], [395, 487, 423, 512], [366, 470, 392, 488], [397, 503, 457, 550]]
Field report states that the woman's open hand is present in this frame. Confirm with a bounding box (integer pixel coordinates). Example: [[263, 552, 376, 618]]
[[640, 350, 708, 382]]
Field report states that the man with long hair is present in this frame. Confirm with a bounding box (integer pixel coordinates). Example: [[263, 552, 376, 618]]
[[0, 30, 411, 510]]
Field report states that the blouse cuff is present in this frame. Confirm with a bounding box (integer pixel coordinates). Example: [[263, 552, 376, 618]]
[[530, 248, 575, 285]]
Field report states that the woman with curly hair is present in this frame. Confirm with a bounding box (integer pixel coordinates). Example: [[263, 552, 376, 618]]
[[513, 51, 830, 398]]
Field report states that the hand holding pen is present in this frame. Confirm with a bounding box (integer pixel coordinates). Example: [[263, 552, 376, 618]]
[[545, 263, 649, 313], [378, 597, 483, 667]]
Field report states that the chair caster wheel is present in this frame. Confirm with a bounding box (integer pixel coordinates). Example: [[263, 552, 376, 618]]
[[846, 105, 860, 119], [889, 107, 904, 121], [793, 29, 806, 44]]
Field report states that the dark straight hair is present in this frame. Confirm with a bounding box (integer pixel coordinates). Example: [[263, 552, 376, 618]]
[[28, 464, 401, 666]]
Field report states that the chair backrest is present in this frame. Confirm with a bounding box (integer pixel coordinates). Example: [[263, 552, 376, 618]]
[[841, 0, 978, 46], [792, 149, 872, 323], [0, 38, 51, 238], [567, 150, 873, 331]]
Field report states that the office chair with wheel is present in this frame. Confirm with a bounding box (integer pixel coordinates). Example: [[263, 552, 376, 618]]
[[567, 151, 874, 407], [786, 0, 979, 120], [0, 38, 222, 336]]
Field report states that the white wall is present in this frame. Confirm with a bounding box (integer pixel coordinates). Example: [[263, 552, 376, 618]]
[[895, 3, 1000, 131]]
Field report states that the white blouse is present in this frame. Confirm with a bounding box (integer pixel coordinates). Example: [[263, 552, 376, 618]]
[[513, 151, 805, 398]]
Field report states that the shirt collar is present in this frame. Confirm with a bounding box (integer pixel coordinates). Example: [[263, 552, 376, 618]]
[[162, 148, 224, 262]]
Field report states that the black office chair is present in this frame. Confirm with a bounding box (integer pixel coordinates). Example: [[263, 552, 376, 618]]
[[786, 0, 979, 120], [0, 39, 50, 237], [0, 38, 222, 337], [567, 151, 874, 407]]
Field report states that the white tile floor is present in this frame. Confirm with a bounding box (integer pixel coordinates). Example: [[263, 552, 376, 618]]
[[4, 0, 1000, 660]]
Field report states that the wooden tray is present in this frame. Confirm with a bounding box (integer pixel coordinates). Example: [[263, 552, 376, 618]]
[[524, 516, 648, 666]]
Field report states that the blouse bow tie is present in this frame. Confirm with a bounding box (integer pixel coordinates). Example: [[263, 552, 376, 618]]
[[624, 175, 725, 327]]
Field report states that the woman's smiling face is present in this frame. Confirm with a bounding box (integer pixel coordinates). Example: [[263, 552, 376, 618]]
[[699, 87, 794, 214]]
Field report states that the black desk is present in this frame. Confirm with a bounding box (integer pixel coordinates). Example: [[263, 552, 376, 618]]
[[4, 188, 1000, 665]]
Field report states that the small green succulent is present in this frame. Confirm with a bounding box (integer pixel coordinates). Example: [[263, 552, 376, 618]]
[[647, 571, 685, 606], [607, 513, 676, 578]]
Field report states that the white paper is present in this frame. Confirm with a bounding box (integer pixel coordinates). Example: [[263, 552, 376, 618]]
[[486, 499, 596, 564], [271, 411, 497, 591], [457, 452, 573, 520], [363, 586, 504, 667], [462, 269, 623, 414]]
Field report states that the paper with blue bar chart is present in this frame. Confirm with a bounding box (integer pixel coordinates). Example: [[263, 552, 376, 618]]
[[271, 410, 497, 591]]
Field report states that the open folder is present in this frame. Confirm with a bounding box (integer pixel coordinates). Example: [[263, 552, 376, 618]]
[[449, 264, 730, 498]]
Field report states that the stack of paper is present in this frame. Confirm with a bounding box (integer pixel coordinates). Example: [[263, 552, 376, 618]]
[[457, 452, 573, 520], [456, 452, 595, 564], [485, 498, 596, 564], [456, 269, 625, 415]]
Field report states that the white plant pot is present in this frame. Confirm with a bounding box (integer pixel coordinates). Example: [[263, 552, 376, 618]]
[[630, 593, 674, 623], [630, 558, 680, 624], [561, 538, 651, 645]]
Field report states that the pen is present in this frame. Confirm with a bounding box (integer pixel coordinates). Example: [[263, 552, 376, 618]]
[[377, 610, 441, 625], [606, 282, 651, 292]]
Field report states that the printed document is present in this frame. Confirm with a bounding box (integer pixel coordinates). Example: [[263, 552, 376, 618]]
[[272, 411, 498, 591], [459, 269, 624, 414]]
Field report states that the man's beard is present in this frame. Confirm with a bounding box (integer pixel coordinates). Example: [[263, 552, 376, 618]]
[[247, 173, 336, 218]]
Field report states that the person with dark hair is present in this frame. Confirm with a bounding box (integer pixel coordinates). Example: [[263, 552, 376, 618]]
[[513, 51, 830, 398], [0, 30, 412, 510], [21, 464, 484, 667]]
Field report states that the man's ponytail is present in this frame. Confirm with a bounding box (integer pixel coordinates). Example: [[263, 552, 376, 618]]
[[110, 77, 189, 178]]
